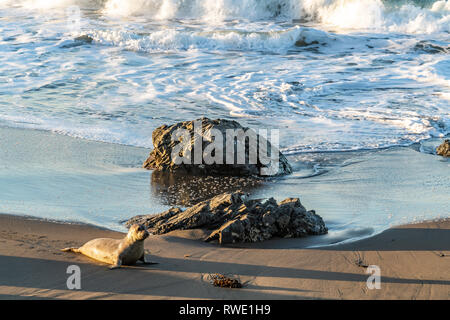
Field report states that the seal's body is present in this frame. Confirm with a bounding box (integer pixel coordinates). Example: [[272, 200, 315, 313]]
[[62, 224, 152, 269]]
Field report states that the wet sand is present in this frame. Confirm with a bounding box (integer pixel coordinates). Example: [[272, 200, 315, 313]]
[[0, 214, 448, 300], [1, 126, 449, 246]]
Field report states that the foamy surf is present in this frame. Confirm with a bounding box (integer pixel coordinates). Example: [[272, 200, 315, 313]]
[[101, 0, 450, 33], [0, 0, 449, 247], [1, 0, 449, 34], [73, 26, 331, 54], [0, 0, 448, 153]]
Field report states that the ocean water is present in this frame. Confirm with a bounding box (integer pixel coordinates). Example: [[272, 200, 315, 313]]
[[0, 0, 448, 151], [0, 1, 449, 243]]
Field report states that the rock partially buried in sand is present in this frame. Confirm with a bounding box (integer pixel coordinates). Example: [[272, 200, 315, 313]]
[[436, 139, 450, 157], [125, 191, 327, 244], [209, 274, 242, 288], [143, 117, 292, 176]]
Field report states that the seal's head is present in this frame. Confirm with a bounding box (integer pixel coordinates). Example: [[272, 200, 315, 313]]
[[127, 224, 149, 242]]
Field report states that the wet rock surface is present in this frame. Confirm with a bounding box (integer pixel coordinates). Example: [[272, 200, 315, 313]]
[[143, 117, 292, 176], [436, 139, 450, 157], [125, 191, 327, 244], [151, 170, 265, 207]]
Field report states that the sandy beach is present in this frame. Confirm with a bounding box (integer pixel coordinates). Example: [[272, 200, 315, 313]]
[[1, 0, 449, 304], [0, 127, 448, 301], [0, 214, 448, 300]]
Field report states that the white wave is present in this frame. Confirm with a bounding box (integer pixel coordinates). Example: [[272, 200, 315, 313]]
[[301, 0, 385, 29], [301, 0, 450, 33], [0, 0, 104, 10], [103, 0, 302, 20], [2, 0, 449, 34], [78, 26, 329, 53], [101, 0, 450, 34]]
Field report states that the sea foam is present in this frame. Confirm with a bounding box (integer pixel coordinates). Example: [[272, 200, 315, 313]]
[[2, 0, 449, 34]]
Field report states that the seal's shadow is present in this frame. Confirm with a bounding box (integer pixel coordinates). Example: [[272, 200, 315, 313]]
[[150, 171, 266, 207]]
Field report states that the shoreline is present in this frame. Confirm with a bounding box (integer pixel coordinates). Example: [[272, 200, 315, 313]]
[[1, 126, 449, 299], [2, 1, 449, 302], [0, 125, 449, 246], [0, 213, 449, 299], [3, 206, 448, 250]]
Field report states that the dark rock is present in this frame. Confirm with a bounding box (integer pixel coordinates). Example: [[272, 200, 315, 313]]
[[295, 39, 319, 47], [125, 191, 327, 244], [74, 35, 93, 44], [143, 117, 292, 176], [436, 139, 450, 157]]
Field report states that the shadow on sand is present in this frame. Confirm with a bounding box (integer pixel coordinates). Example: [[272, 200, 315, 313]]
[[215, 226, 450, 252], [1, 242, 449, 299]]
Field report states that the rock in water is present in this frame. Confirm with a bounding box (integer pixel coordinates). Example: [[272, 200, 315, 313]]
[[125, 191, 327, 244], [436, 139, 450, 157], [74, 35, 93, 44], [143, 117, 292, 176]]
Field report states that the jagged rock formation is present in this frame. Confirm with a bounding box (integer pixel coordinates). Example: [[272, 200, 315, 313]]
[[436, 139, 450, 157], [143, 117, 292, 176], [125, 191, 327, 244]]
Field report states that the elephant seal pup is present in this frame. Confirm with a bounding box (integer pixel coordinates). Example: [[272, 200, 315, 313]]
[[61, 224, 154, 269]]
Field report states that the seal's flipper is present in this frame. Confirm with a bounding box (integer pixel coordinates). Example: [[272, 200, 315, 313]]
[[109, 264, 121, 270], [109, 259, 122, 270]]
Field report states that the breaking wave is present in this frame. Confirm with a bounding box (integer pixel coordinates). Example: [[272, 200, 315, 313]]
[[73, 26, 330, 53], [1, 0, 449, 33]]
